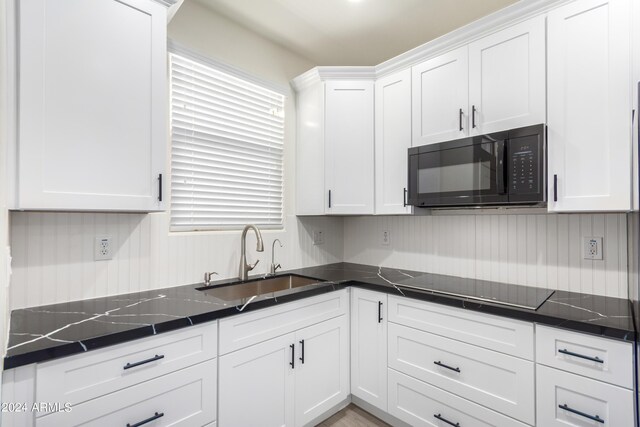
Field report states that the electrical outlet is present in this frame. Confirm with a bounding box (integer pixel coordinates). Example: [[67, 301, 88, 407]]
[[313, 230, 324, 245], [95, 236, 113, 261], [583, 236, 603, 260], [382, 230, 390, 246]]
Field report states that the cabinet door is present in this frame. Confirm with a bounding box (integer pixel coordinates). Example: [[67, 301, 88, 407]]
[[351, 288, 387, 411], [219, 333, 295, 427], [547, 0, 632, 211], [294, 315, 349, 426], [411, 46, 468, 146], [18, 0, 166, 211], [375, 70, 412, 215], [468, 16, 545, 135], [325, 80, 374, 214]]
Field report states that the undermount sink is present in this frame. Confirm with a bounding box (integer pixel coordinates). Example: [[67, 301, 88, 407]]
[[196, 274, 323, 301]]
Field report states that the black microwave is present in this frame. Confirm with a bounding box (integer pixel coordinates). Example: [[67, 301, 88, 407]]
[[408, 124, 546, 208]]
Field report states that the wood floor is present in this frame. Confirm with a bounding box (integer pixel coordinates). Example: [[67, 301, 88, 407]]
[[316, 404, 390, 427]]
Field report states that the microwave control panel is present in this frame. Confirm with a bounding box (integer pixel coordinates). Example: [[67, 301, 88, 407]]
[[508, 135, 540, 194]]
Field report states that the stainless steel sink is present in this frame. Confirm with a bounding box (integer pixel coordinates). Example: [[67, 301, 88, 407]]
[[197, 274, 322, 301]]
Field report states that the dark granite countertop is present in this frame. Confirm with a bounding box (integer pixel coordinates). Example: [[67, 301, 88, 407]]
[[4, 262, 636, 369]]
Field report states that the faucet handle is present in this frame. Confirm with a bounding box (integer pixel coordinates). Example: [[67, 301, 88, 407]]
[[248, 259, 260, 271], [204, 271, 218, 285]]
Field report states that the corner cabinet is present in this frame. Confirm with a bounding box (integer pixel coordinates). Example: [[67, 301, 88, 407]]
[[14, 0, 167, 211], [375, 70, 412, 215], [294, 71, 375, 216], [547, 0, 633, 212]]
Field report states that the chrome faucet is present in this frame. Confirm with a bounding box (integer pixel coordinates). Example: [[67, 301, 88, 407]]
[[239, 224, 264, 281], [270, 239, 283, 276], [203, 271, 218, 286]]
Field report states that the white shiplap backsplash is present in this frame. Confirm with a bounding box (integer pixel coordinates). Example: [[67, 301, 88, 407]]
[[9, 212, 344, 309], [344, 213, 628, 298]]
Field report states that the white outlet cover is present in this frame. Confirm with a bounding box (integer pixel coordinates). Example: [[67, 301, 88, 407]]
[[95, 236, 113, 261], [313, 230, 324, 245], [382, 230, 390, 246], [583, 236, 603, 260]]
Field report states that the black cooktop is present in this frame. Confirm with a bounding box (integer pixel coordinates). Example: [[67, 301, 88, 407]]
[[397, 273, 555, 310]]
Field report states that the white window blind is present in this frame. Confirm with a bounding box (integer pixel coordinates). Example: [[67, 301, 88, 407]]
[[170, 53, 285, 231]]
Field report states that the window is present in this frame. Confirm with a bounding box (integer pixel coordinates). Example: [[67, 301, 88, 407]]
[[169, 51, 285, 231]]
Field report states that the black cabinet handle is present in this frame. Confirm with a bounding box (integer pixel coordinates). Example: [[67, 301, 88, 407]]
[[328, 190, 332, 208], [558, 348, 603, 363], [434, 360, 460, 373], [403, 188, 407, 207], [378, 301, 383, 323], [123, 354, 164, 370], [553, 174, 558, 202], [434, 413, 460, 427], [127, 412, 164, 427], [558, 404, 604, 423], [157, 174, 163, 202], [299, 339, 305, 364], [471, 105, 477, 128], [459, 108, 463, 131], [290, 344, 295, 368]]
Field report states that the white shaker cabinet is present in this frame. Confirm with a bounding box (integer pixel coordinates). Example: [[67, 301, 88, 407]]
[[218, 333, 297, 427], [468, 15, 545, 135], [547, 0, 633, 212], [411, 46, 469, 146], [350, 288, 388, 412], [15, 0, 167, 211], [375, 69, 412, 214], [325, 80, 375, 215]]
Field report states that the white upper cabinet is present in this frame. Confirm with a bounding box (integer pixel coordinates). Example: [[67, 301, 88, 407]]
[[16, 0, 167, 211], [468, 16, 546, 135], [547, 0, 632, 212], [325, 80, 375, 215], [412, 46, 469, 146], [375, 69, 412, 215]]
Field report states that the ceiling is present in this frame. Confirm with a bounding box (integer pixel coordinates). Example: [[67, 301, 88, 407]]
[[193, 0, 519, 66]]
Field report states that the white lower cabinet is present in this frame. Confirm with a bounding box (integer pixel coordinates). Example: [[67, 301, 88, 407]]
[[37, 359, 216, 426], [219, 333, 296, 427], [350, 288, 387, 412], [537, 365, 634, 426], [388, 369, 528, 427], [218, 292, 350, 427], [388, 322, 535, 425]]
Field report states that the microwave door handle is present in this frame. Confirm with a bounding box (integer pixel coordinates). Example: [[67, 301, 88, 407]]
[[496, 141, 507, 195]]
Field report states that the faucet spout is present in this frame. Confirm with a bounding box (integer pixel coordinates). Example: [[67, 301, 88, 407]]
[[239, 224, 264, 281]]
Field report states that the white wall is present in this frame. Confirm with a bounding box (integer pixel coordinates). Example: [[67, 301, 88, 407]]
[[7, 2, 346, 310], [344, 213, 628, 298]]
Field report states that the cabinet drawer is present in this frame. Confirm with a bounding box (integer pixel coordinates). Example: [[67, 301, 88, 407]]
[[388, 322, 534, 424], [536, 325, 633, 389], [388, 296, 533, 359], [36, 323, 217, 412], [537, 365, 634, 427], [37, 358, 217, 427], [219, 289, 348, 354], [388, 369, 528, 427]]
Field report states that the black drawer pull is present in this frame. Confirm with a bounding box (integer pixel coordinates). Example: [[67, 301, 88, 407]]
[[328, 190, 332, 208], [434, 413, 460, 427], [123, 354, 164, 370], [127, 411, 164, 427], [558, 404, 604, 423], [299, 339, 305, 364], [403, 188, 407, 207], [553, 174, 558, 202], [434, 360, 460, 373], [471, 105, 477, 128], [458, 108, 463, 131], [558, 348, 603, 363], [378, 301, 383, 323], [290, 343, 295, 369]]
